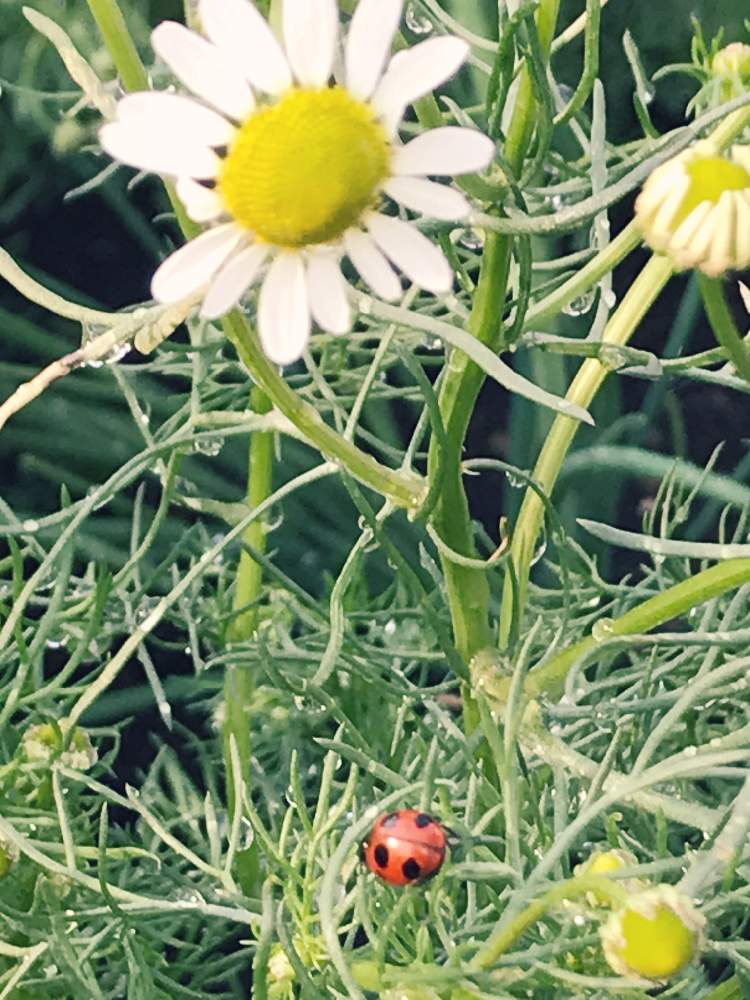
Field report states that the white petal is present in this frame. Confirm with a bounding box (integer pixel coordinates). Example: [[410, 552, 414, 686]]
[[100, 121, 220, 179], [151, 224, 245, 303], [394, 127, 496, 177], [366, 212, 453, 293], [176, 177, 224, 222], [345, 0, 402, 100], [384, 177, 470, 220], [201, 244, 269, 319], [116, 92, 235, 146], [343, 229, 402, 301], [199, 0, 292, 95], [258, 254, 311, 365], [151, 21, 255, 120], [372, 36, 469, 134], [283, 0, 338, 87], [306, 254, 352, 334]]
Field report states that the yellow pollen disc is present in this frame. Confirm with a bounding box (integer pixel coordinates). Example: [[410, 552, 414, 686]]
[[676, 156, 750, 224], [219, 87, 391, 248]]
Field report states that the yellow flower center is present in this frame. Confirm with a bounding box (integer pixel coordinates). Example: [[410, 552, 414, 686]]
[[677, 156, 750, 224], [219, 87, 391, 248], [617, 905, 696, 979]]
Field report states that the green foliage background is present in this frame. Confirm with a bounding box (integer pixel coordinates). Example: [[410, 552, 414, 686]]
[[0, 1, 750, 998]]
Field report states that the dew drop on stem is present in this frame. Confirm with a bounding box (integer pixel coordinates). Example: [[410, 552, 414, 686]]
[[563, 289, 596, 317], [405, 2, 433, 35]]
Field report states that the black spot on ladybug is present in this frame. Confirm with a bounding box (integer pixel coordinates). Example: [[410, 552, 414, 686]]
[[415, 813, 433, 828], [381, 813, 400, 828], [402, 858, 421, 880], [374, 845, 389, 868]]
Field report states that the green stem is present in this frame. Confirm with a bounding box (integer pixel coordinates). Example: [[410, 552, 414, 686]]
[[427, 0, 560, 669], [222, 313, 424, 510], [85, 0, 148, 91], [222, 386, 273, 850], [500, 99, 750, 651], [499, 254, 674, 646], [524, 557, 750, 700], [698, 275, 750, 385], [85, 0, 198, 238], [228, 387, 274, 642], [471, 874, 627, 969], [523, 220, 641, 329]]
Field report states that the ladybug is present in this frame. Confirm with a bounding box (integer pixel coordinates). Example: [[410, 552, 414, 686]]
[[363, 809, 448, 886]]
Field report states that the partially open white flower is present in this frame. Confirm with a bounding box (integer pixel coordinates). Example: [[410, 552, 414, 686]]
[[635, 141, 750, 277], [100, 0, 495, 365]]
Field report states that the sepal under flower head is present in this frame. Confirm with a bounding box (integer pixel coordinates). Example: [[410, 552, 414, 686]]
[[636, 141, 750, 277], [600, 885, 705, 981]]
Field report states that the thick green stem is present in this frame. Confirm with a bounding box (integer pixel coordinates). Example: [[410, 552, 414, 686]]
[[222, 386, 273, 837], [222, 313, 424, 509], [428, 0, 560, 669], [85, 0, 148, 91], [229, 387, 274, 642], [699, 275, 750, 385], [523, 558, 750, 701], [499, 255, 674, 646]]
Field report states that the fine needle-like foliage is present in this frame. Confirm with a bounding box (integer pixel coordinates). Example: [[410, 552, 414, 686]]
[[2, 1, 750, 998]]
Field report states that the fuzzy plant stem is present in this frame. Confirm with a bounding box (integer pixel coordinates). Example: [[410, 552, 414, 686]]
[[426, 0, 560, 675], [499, 101, 750, 652]]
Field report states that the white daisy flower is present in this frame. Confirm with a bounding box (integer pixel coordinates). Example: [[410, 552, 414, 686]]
[[635, 140, 750, 278], [99, 0, 495, 365]]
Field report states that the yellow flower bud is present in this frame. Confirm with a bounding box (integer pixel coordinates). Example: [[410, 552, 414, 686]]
[[636, 141, 750, 277], [600, 886, 705, 981], [576, 848, 646, 905], [712, 43, 750, 81]]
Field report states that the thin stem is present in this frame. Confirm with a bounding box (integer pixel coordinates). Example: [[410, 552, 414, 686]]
[[523, 557, 750, 700], [471, 874, 627, 969], [222, 312, 424, 510], [698, 275, 750, 385]]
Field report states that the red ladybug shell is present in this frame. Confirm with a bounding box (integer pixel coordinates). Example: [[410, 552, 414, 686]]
[[363, 809, 447, 886]]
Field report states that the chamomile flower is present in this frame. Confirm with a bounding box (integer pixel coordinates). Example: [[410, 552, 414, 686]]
[[100, 0, 496, 365], [635, 141, 750, 277]]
